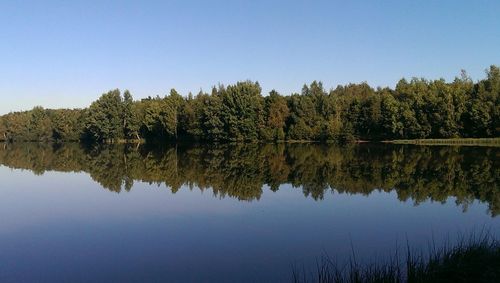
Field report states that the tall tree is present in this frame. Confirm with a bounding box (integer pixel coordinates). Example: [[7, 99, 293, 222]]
[[220, 81, 264, 141], [123, 90, 141, 140], [29, 107, 52, 141], [0, 65, 498, 143], [265, 90, 289, 140], [84, 89, 124, 142]]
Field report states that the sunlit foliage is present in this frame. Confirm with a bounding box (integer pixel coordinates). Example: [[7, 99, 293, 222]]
[[0, 66, 498, 142]]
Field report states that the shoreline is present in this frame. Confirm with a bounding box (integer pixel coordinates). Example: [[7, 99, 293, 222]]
[[2, 137, 500, 147], [384, 138, 500, 147]]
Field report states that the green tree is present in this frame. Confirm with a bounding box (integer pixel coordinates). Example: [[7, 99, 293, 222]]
[[84, 89, 124, 142], [141, 97, 177, 140], [201, 88, 226, 141], [123, 90, 141, 140], [380, 90, 402, 139], [29, 107, 52, 141], [220, 81, 264, 141], [0, 65, 498, 143], [51, 109, 84, 141], [0, 116, 7, 141], [265, 90, 289, 141]]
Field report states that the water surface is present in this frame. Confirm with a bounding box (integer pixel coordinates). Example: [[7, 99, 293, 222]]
[[0, 143, 498, 282]]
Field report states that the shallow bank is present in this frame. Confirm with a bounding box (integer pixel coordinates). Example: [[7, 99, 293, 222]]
[[385, 138, 500, 147]]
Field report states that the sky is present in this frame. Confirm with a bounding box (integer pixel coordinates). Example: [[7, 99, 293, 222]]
[[0, 0, 499, 114]]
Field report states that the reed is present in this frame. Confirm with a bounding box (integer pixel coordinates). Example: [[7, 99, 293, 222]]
[[292, 232, 499, 283]]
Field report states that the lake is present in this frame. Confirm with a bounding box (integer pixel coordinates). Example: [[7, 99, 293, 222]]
[[0, 143, 498, 282]]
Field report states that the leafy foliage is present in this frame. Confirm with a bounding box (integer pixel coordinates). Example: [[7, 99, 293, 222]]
[[0, 66, 498, 143]]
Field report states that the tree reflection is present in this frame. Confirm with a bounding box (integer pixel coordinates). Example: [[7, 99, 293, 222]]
[[0, 143, 498, 216]]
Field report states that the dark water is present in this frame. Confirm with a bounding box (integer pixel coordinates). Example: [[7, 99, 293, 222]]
[[0, 143, 498, 282]]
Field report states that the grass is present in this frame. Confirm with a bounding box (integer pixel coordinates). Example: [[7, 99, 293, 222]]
[[292, 232, 499, 283], [386, 138, 500, 147]]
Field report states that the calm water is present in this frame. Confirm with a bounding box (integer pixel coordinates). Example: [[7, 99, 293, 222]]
[[0, 143, 498, 282]]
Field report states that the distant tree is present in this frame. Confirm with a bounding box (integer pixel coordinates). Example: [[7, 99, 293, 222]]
[[51, 109, 83, 141], [29, 107, 52, 141], [220, 81, 264, 141], [265, 90, 289, 141], [287, 94, 315, 140], [200, 88, 226, 141], [141, 97, 177, 140], [123, 90, 141, 140], [481, 66, 499, 136], [0, 65, 498, 143], [451, 70, 473, 137], [0, 116, 7, 141], [84, 89, 124, 142], [380, 91, 402, 139], [179, 92, 203, 140]]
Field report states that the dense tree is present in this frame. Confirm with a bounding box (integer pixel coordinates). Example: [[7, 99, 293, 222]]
[[51, 109, 84, 141], [123, 90, 141, 140], [2, 112, 31, 141], [200, 88, 226, 141], [178, 92, 203, 140], [380, 90, 402, 138], [264, 90, 289, 141], [0, 116, 7, 141], [28, 107, 52, 141], [139, 96, 177, 140], [0, 66, 498, 143], [287, 94, 316, 140], [220, 81, 264, 141], [84, 89, 125, 142]]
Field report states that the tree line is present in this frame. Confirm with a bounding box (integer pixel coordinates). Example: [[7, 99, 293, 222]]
[[0, 143, 498, 216], [0, 66, 498, 143]]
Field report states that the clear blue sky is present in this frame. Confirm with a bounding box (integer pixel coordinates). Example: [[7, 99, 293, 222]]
[[0, 0, 499, 114]]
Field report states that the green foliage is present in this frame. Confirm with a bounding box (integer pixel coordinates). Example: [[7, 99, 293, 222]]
[[123, 90, 141, 140], [200, 89, 226, 141], [0, 116, 6, 141], [141, 97, 178, 140], [178, 92, 203, 139], [220, 81, 265, 141], [0, 65, 498, 143], [51, 109, 84, 141], [84, 89, 125, 142], [265, 90, 289, 141]]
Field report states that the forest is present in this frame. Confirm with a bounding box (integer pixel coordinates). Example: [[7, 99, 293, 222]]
[[0, 66, 498, 143], [0, 143, 498, 216]]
